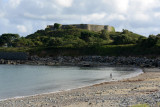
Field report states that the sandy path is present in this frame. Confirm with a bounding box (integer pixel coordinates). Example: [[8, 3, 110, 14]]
[[0, 68, 160, 107]]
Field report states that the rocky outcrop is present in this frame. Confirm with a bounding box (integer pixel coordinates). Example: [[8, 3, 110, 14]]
[[27, 56, 160, 67], [1, 55, 160, 67], [0, 59, 25, 64]]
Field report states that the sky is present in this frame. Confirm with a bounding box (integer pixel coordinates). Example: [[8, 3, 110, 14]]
[[0, 0, 160, 37]]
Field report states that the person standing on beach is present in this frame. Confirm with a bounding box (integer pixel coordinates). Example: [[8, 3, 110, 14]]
[[110, 73, 112, 78]]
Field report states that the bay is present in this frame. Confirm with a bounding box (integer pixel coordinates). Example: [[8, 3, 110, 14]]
[[0, 65, 142, 100]]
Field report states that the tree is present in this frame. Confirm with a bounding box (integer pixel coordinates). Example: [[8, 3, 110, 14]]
[[100, 30, 110, 40], [12, 37, 34, 47], [0, 38, 6, 46], [137, 36, 147, 44], [147, 35, 157, 47], [80, 31, 95, 42], [156, 39, 160, 47], [113, 34, 135, 45], [122, 29, 130, 34], [47, 37, 63, 47], [138, 35, 158, 48], [156, 34, 160, 37], [73, 38, 87, 48], [88, 37, 103, 47], [54, 23, 62, 29], [0, 33, 20, 46]]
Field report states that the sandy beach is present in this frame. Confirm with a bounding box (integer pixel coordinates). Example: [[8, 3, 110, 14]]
[[0, 68, 160, 107]]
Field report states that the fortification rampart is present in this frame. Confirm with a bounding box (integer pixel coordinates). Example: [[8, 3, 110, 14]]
[[47, 24, 115, 32]]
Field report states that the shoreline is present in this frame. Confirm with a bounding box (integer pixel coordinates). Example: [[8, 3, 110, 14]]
[[0, 68, 160, 106], [0, 66, 143, 102], [2, 68, 159, 106]]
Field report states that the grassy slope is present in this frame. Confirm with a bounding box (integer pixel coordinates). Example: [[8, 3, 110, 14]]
[[0, 47, 30, 52], [1, 44, 160, 57]]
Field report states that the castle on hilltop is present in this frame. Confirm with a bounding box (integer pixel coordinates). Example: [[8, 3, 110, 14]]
[[46, 24, 115, 32]]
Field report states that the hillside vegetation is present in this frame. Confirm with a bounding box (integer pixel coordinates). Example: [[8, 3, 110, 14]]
[[1, 24, 160, 56]]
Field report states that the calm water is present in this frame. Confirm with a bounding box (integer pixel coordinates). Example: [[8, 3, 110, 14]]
[[0, 65, 142, 100]]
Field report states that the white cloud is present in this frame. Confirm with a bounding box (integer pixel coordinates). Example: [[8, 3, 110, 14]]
[[0, 0, 160, 36], [9, 0, 21, 8], [23, 12, 79, 21], [108, 14, 126, 21], [55, 0, 73, 7], [102, 0, 129, 13], [115, 0, 129, 13], [0, 12, 5, 18], [154, 12, 160, 18], [82, 13, 106, 23], [133, 13, 150, 22], [35, 1, 44, 8], [17, 25, 27, 33], [130, 0, 160, 12]]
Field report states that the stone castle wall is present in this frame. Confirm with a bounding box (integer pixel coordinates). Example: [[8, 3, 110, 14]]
[[62, 24, 88, 30], [87, 24, 105, 32], [47, 24, 115, 32]]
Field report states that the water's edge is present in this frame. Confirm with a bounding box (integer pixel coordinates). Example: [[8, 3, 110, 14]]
[[0, 67, 143, 102]]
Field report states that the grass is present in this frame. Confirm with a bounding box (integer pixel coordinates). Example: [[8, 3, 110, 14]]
[[132, 104, 149, 107], [0, 47, 30, 52], [0, 44, 159, 57], [0, 44, 140, 57]]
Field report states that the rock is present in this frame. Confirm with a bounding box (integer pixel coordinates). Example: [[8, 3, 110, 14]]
[[1, 55, 160, 67]]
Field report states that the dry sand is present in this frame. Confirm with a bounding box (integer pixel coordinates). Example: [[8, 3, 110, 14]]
[[1, 68, 160, 107]]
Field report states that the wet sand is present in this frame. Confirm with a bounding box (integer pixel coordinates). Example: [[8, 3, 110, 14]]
[[0, 68, 160, 107]]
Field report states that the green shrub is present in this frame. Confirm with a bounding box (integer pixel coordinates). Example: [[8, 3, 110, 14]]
[[54, 23, 62, 29]]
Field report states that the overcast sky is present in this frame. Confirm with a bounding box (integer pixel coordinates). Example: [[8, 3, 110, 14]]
[[1, 0, 160, 37]]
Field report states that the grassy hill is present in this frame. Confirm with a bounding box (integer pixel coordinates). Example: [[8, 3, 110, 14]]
[[0, 24, 160, 57]]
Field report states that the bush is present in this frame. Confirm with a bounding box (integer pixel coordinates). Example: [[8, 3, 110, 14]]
[[54, 23, 62, 29]]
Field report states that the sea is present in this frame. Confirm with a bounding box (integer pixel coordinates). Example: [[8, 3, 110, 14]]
[[0, 65, 143, 100]]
